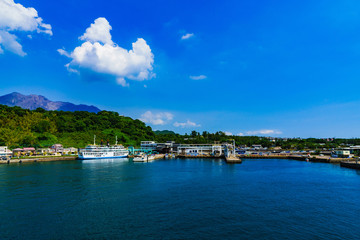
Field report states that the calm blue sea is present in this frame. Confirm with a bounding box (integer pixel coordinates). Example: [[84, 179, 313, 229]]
[[1, 158, 360, 240]]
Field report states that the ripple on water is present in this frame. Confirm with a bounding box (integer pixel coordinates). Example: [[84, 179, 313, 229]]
[[0, 158, 360, 240]]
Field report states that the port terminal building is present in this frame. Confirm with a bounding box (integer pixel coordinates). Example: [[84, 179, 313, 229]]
[[139, 141, 235, 157]]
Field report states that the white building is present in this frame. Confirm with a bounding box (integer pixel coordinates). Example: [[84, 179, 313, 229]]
[[36, 148, 52, 156], [51, 144, 64, 153], [63, 147, 78, 155], [332, 149, 352, 158], [177, 144, 223, 156], [0, 146, 12, 159], [141, 141, 157, 151]]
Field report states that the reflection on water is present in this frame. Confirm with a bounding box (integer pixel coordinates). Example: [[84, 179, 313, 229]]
[[80, 158, 130, 165]]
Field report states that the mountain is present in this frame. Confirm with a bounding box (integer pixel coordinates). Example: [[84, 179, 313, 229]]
[[0, 92, 101, 113], [154, 130, 177, 135]]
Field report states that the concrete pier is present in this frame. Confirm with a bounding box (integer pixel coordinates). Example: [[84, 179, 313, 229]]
[[340, 161, 360, 170], [177, 154, 222, 159], [0, 156, 77, 164], [239, 154, 349, 163]]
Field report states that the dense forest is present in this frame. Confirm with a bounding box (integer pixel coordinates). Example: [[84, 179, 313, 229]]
[[0, 105, 154, 148], [1, 104, 360, 150]]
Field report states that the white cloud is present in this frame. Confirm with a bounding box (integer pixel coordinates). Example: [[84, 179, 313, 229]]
[[190, 75, 207, 80], [173, 120, 201, 128], [59, 17, 154, 86], [181, 33, 194, 40], [224, 131, 233, 136], [0, 0, 52, 56], [0, 30, 25, 56], [57, 48, 70, 58], [140, 111, 173, 125], [238, 129, 282, 136], [79, 17, 113, 45]]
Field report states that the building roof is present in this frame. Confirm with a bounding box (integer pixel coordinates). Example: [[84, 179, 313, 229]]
[[23, 147, 35, 151]]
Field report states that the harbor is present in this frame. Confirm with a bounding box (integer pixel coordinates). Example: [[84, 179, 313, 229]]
[[1, 140, 359, 167]]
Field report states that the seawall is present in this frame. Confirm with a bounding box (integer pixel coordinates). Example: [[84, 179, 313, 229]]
[[0, 156, 77, 164], [340, 161, 360, 170]]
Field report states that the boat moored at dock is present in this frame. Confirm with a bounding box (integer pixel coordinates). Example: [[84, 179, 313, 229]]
[[78, 136, 128, 160], [133, 153, 155, 162]]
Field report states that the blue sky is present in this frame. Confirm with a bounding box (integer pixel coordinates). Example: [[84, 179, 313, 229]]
[[1, 0, 360, 137]]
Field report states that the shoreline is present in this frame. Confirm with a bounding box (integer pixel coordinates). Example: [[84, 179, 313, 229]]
[[340, 161, 360, 170], [239, 154, 348, 163], [0, 156, 78, 164], [0, 154, 354, 166]]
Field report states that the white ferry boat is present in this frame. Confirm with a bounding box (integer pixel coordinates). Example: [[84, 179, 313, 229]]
[[78, 136, 128, 160]]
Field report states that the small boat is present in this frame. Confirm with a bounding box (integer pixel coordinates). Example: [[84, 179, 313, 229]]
[[133, 153, 154, 162], [147, 155, 155, 161], [165, 153, 175, 159], [133, 153, 146, 162]]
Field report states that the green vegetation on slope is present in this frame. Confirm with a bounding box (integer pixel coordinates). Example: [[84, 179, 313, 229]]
[[1, 104, 360, 150], [0, 105, 155, 148]]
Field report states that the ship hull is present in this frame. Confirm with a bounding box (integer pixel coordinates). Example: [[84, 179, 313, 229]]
[[78, 154, 128, 160]]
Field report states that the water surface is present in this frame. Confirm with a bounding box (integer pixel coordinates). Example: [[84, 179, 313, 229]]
[[1, 158, 360, 239]]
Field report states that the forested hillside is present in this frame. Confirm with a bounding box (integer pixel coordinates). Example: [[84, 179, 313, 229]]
[[0, 105, 154, 148], [1, 104, 359, 150]]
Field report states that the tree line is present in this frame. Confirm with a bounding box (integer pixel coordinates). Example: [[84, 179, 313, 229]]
[[1, 104, 359, 150]]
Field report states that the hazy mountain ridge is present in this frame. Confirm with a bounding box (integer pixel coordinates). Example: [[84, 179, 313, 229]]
[[0, 92, 101, 113]]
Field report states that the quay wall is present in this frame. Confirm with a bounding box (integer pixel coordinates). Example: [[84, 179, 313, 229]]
[[0, 156, 77, 164], [177, 154, 347, 163], [239, 154, 347, 163], [177, 154, 223, 159], [340, 161, 360, 170]]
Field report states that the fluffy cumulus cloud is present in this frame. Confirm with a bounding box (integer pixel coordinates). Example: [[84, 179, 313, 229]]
[[238, 129, 282, 136], [0, 0, 52, 56], [59, 17, 154, 87], [224, 131, 233, 136], [79, 18, 113, 45], [140, 111, 173, 126], [181, 33, 194, 40], [173, 120, 201, 128], [189, 75, 207, 80]]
